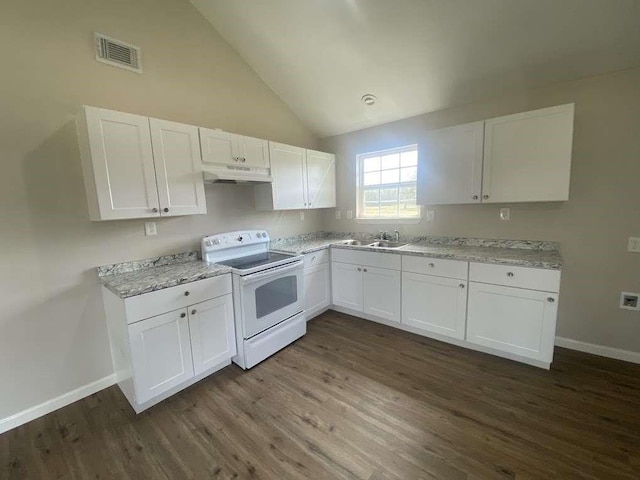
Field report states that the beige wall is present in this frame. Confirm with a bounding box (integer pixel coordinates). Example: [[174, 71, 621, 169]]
[[320, 68, 640, 354], [0, 0, 320, 420]]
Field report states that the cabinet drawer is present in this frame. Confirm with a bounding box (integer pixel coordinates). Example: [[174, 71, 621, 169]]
[[469, 263, 560, 293], [304, 249, 330, 269], [124, 274, 232, 323], [331, 248, 401, 270], [402, 255, 468, 280]]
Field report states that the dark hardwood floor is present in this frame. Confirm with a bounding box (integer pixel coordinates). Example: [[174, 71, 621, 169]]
[[2, 310, 639, 479]]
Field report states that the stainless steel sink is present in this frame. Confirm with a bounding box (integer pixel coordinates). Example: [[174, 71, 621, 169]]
[[341, 239, 366, 246], [368, 241, 408, 249]]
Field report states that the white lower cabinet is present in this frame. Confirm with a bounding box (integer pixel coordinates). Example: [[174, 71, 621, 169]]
[[466, 282, 558, 363], [304, 263, 331, 319], [402, 273, 468, 339], [103, 275, 236, 412], [363, 266, 401, 323], [331, 262, 363, 311]]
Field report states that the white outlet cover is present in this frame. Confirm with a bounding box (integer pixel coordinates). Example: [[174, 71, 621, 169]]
[[425, 209, 435, 222], [144, 222, 157, 236], [500, 208, 511, 221], [347, 210, 353, 219], [335, 210, 341, 220], [628, 237, 640, 253], [299, 211, 305, 221]]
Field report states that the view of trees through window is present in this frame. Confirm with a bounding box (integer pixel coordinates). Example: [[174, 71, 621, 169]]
[[358, 145, 419, 218]]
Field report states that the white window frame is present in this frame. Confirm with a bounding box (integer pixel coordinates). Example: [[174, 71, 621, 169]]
[[356, 144, 422, 224]]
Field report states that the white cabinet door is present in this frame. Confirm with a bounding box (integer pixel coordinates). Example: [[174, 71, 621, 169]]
[[305, 263, 331, 318], [199, 127, 238, 166], [81, 106, 159, 220], [402, 272, 467, 339], [466, 282, 558, 362], [128, 309, 194, 404], [238, 135, 269, 168], [482, 103, 574, 203], [363, 266, 401, 323], [331, 262, 363, 311], [269, 142, 308, 209], [150, 118, 207, 217], [417, 121, 484, 205], [188, 295, 236, 375], [306, 149, 336, 208]]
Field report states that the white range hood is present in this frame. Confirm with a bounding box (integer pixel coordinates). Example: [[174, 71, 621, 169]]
[[202, 164, 272, 184]]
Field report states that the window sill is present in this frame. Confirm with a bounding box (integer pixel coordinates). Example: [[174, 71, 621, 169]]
[[356, 217, 422, 225]]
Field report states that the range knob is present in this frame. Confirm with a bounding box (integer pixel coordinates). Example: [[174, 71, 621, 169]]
[[237, 236, 243, 242], [206, 240, 213, 247], [212, 238, 220, 245]]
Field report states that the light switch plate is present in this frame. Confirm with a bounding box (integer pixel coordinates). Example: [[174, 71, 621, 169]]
[[500, 208, 511, 221], [425, 209, 435, 222], [628, 237, 640, 253], [144, 222, 157, 236], [335, 210, 341, 220]]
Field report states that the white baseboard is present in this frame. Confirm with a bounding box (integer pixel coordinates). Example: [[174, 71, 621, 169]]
[[0, 374, 116, 435], [555, 337, 640, 364]]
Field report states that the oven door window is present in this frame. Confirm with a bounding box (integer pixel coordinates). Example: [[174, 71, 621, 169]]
[[255, 275, 298, 319]]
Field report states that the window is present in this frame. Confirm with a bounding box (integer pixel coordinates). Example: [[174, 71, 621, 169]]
[[357, 145, 420, 220]]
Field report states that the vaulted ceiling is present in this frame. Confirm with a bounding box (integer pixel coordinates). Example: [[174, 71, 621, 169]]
[[191, 0, 640, 137]]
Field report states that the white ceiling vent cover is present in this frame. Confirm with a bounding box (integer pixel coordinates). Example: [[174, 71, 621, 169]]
[[94, 33, 142, 73]]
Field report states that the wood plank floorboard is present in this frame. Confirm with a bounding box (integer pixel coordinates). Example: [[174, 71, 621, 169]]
[[1, 310, 639, 479]]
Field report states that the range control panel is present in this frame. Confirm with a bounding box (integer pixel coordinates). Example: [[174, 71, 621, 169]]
[[201, 230, 270, 255]]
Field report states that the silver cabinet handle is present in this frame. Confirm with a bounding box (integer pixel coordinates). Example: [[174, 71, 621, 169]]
[[429, 263, 435, 268], [506, 272, 514, 277], [163, 207, 169, 213], [547, 297, 555, 303], [241, 157, 246, 163], [472, 195, 478, 200], [180, 312, 186, 318], [184, 291, 190, 296], [459, 283, 465, 288], [363, 268, 368, 272], [191, 309, 197, 315], [152, 208, 158, 213], [357, 267, 362, 271], [483, 195, 489, 200]]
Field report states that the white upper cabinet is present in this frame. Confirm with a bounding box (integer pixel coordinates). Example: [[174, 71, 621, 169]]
[[306, 149, 336, 208], [78, 106, 159, 220], [482, 104, 574, 203], [78, 106, 206, 221], [150, 118, 206, 216], [199, 128, 270, 168], [417, 104, 574, 205], [255, 142, 336, 210], [418, 121, 484, 205]]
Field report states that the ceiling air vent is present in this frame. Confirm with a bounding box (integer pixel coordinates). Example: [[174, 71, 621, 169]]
[[94, 33, 142, 73]]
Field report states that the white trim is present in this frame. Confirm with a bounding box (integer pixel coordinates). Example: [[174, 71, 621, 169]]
[[0, 374, 116, 434], [555, 337, 640, 364]]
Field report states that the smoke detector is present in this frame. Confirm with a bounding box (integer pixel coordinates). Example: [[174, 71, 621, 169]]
[[361, 94, 377, 106]]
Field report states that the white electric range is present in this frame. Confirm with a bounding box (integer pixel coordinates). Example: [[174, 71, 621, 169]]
[[201, 230, 306, 369]]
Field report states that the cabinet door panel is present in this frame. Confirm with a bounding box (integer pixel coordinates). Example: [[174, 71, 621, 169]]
[[331, 262, 363, 311], [83, 106, 159, 220], [467, 282, 558, 362], [418, 121, 484, 205], [269, 142, 307, 209], [199, 128, 238, 165], [306, 150, 336, 208], [402, 273, 467, 339], [150, 118, 206, 216], [305, 263, 331, 317], [482, 104, 574, 203], [128, 309, 194, 404], [188, 295, 236, 375], [239, 135, 269, 168], [363, 266, 401, 323]]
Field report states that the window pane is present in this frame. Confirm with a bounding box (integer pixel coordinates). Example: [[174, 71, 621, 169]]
[[401, 150, 418, 167], [399, 186, 416, 201], [364, 188, 379, 202], [363, 156, 380, 172], [380, 169, 400, 184], [401, 166, 417, 182], [380, 187, 398, 202], [364, 171, 380, 186], [380, 153, 399, 170], [399, 203, 419, 217], [363, 204, 379, 216]]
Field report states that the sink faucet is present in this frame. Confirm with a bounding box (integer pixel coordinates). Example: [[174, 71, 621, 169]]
[[393, 230, 400, 242], [377, 230, 389, 240]]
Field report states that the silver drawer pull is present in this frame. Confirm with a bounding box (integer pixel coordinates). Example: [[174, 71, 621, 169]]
[[357, 267, 362, 271], [547, 297, 555, 303], [180, 313, 186, 318], [191, 309, 197, 315], [429, 263, 435, 268], [507, 272, 514, 277], [363, 268, 368, 272], [459, 283, 465, 288], [184, 291, 190, 296]]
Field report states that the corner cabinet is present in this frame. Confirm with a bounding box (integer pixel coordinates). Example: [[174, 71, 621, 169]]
[[77, 106, 206, 221], [103, 275, 236, 412], [254, 142, 336, 210], [417, 104, 574, 205]]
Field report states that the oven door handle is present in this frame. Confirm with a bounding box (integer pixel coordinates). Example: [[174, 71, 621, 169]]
[[240, 260, 303, 286]]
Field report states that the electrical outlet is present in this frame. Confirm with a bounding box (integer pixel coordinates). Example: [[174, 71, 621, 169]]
[[620, 292, 640, 311], [299, 211, 305, 221], [144, 222, 157, 236], [347, 210, 353, 219], [425, 209, 435, 222], [335, 210, 341, 220], [628, 237, 640, 253], [500, 208, 511, 221]]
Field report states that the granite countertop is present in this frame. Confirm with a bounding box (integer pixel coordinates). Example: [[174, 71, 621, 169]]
[[98, 252, 231, 298], [271, 232, 563, 270]]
